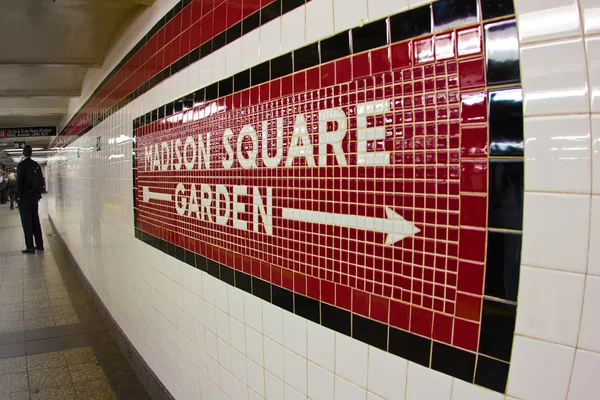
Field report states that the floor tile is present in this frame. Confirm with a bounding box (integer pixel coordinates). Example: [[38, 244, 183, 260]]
[[69, 361, 105, 383], [0, 356, 27, 375], [64, 347, 96, 365], [24, 316, 55, 331], [74, 378, 116, 400], [30, 384, 77, 400], [0, 342, 26, 359], [0, 372, 28, 394], [28, 367, 71, 391], [25, 337, 62, 355], [24, 300, 51, 311], [0, 319, 24, 333], [59, 334, 89, 351], [24, 307, 52, 321], [0, 311, 24, 323], [24, 327, 59, 342], [27, 351, 67, 371], [2, 391, 30, 400], [53, 314, 79, 326]]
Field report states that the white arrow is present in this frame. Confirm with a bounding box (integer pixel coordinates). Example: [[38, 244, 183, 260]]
[[142, 186, 173, 203], [281, 207, 420, 246]]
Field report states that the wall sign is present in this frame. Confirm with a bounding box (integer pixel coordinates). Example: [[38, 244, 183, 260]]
[[132, 0, 524, 394], [0, 127, 56, 138]]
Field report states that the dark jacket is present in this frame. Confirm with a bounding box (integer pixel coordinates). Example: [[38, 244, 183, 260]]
[[7, 176, 16, 194], [16, 157, 42, 202]]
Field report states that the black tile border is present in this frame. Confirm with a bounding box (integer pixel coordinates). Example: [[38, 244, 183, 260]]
[[49, 217, 175, 400]]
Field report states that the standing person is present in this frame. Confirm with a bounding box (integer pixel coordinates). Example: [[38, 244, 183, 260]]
[[16, 145, 44, 253], [0, 172, 6, 204], [7, 171, 16, 210]]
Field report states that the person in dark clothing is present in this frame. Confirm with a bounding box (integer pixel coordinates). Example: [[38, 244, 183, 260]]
[[7, 171, 16, 209], [16, 146, 44, 253], [0, 172, 7, 204]]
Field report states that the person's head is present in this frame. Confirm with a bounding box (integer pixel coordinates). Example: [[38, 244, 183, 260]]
[[22, 145, 32, 158]]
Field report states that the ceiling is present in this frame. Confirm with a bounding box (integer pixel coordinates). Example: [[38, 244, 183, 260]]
[[0, 0, 155, 166]]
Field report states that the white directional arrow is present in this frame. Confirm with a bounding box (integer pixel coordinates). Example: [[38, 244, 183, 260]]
[[142, 186, 173, 203], [281, 207, 420, 246]]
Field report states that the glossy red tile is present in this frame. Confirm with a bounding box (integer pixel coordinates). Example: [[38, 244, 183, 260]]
[[453, 318, 479, 352]]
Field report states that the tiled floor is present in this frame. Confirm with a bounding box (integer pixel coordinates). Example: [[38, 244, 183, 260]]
[[0, 201, 151, 399]]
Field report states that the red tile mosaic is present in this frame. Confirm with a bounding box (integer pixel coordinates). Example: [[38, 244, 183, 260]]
[[131, 26, 490, 350]]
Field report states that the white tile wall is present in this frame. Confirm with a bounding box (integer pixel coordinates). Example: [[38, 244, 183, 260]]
[[593, 116, 600, 194], [367, 347, 407, 399], [521, 193, 590, 273], [451, 379, 503, 400], [507, 336, 575, 400], [577, 275, 600, 352], [524, 115, 591, 194], [579, 0, 600, 35], [587, 36, 600, 112], [520, 38, 589, 116], [405, 362, 452, 400], [514, 0, 582, 43], [567, 349, 600, 399], [515, 266, 585, 346], [47, 0, 600, 399]]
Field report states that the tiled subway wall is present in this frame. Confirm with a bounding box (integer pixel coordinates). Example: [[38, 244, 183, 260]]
[[45, 0, 599, 399]]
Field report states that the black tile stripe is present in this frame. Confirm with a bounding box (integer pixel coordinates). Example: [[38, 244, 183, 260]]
[[61, 0, 441, 144], [55, 0, 314, 147], [136, 229, 504, 391]]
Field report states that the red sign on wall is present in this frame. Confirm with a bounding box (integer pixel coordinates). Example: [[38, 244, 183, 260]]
[[135, 25, 488, 352]]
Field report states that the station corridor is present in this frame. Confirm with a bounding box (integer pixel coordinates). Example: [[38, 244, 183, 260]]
[[0, 201, 150, 400]]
